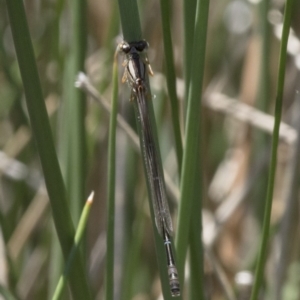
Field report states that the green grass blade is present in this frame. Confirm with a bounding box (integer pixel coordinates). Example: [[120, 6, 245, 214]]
[[117, 0, 142, 41], [175, 0, 210, 285], [189, 158, 204, 300], [105, 52, 119, 300], [159, 0, 183, 174], [48, 227, 64, 300], [250, 1, 295, 299], [5, 1, 91, 299], [121, 203, 146, 300], [183, 0, 197, 110], [52, 192, 94, 300], [67, 0, 87, 223], [49, 56, 72, 300]]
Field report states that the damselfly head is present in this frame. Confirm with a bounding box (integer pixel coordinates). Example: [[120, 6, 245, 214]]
[[119, 40, 149, 54]]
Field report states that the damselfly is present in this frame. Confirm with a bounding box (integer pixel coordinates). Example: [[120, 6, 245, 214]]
[[118, 40, 180, 297]]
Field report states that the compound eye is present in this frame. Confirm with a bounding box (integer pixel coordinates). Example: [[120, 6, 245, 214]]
[[136, 40, 148, 51], [121, 42, 130, 53]]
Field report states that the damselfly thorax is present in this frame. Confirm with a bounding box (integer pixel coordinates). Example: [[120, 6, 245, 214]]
[[118, 40, 153, 97]]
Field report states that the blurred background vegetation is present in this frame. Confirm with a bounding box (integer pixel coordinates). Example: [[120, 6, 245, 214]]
[[1, 0, 300, 299]]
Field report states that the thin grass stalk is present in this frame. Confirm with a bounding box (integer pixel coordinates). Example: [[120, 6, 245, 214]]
[[58, 59, 73, 177], [117, 1, 181, 298], [49, 56, 74, 300], [159, 0, 183, 174], [189, 152, 204, 300], [52, 192, 94, 300], [250, 1, 295, 299], [49, 0, 87, 294], [67, 0, 87, 223], [252, 0, 271, 225], [121, 198, 146, 300], [183, 0, 197, 113], [48, 226, 64, 300], [117, 0, 142, 42], [105, 52, 119, 300], [5, 1, 91, 299], [175, 0, 210, 285], [119, 149, 138, 300]]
